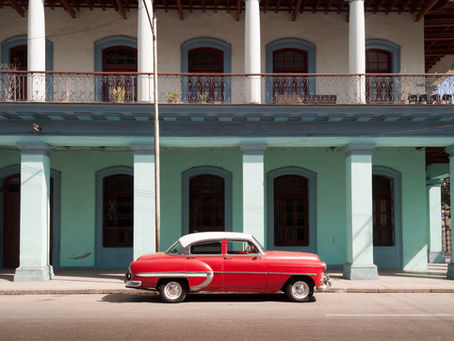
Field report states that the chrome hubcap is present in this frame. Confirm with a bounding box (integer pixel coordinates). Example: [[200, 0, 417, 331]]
[[165, 282, 182, 299], [292, 281, 309, 299]]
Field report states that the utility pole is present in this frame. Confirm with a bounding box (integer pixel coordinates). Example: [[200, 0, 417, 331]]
[[143, 0, 160, 252]]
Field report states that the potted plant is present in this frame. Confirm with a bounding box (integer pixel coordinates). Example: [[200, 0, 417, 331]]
[[0, 62, 19, 101], [112, 86, 125, 103], [167, 91, 181, 103]]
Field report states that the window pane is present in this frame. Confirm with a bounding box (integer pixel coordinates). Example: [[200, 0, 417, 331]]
[[274, 175, 309, 246], [190, 241, 222, 254], [103, 174, 133, 247]]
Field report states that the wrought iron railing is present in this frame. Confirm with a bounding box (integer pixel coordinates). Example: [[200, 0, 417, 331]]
[[0, 71, 453, 105]]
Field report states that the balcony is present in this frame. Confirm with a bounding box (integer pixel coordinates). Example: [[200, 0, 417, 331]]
[[0, 71, 453, 105]]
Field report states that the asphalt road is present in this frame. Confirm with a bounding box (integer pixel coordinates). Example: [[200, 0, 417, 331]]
[[0, 293, 453, 340]]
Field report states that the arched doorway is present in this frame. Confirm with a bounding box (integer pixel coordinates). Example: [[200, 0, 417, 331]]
[[366, 49, 393, 103], [272, 48, 308, 102], [102, 46, 137, 102], [95, 167, 133, 269], [372, 167, 402, 269], [187, 47, 224, 103]]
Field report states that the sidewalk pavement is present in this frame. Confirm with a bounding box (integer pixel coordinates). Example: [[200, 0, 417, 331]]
[[0, 263, 453, 295]]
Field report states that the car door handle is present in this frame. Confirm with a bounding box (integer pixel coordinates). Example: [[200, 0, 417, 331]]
[[224, 256, 232, 259]]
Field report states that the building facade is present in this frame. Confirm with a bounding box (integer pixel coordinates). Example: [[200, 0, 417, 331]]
[[0, 0, 454, 281]]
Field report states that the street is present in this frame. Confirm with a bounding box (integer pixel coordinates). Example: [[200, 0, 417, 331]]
[[0, 293, 453, 340]]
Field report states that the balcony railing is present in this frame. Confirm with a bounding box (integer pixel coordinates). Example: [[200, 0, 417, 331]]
[[0, 71, 453, 105]]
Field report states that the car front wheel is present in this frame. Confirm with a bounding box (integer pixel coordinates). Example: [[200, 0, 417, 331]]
[[285, 278, 313, 302], [160, 279, 187, 303]]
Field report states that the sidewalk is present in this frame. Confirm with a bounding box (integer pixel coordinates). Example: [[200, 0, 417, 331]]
[[0, 263, 453, 295]]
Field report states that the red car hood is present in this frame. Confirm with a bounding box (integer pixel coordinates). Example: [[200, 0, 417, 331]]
[[136, 252, 168, 261], [264, 250, 320, 261]]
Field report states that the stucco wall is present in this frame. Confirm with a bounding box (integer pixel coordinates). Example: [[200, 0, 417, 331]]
[[373, 148, 427, 270], [51, 150, 133, 267], [0, 8, 424, 73], [265, 148, 347, 266]]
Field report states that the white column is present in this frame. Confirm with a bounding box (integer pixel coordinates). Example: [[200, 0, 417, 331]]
[[343, 144, 378, 280], [131, 144, 156, 259], [446, 146, 454, 279], [427, 179, 445, 263], [137, 0, 154, 102], [244, 0, 261, 104], [241, 144, 266, 244], [27, 0, 46, 102], [348, 0, 366, 104], [14, 143, 53, 281]]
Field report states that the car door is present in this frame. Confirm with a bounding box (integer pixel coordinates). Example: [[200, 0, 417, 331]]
[[223, 239, 268, 292], [186, 240, 224, 291]]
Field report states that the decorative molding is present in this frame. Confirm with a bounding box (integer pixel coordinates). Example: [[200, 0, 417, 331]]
[[180, 37, 232, 73], [366, 39, 401, 73], [1, 35, 54, 71], [93, 36, 137, 72], [343, 143, 376, 156], [240, 143, 267, 155]]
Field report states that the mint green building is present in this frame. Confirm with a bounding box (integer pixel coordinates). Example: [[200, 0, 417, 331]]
[[0, 0, 453, 281]]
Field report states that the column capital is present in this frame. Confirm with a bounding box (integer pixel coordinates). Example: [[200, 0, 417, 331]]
[[17, 142, 50, 155], [130, 143, 155, 154], [426, 178, 444, 187], [240, 143, 267, 155], [343, 143, 375, 157], [445, 145, 454, 157]]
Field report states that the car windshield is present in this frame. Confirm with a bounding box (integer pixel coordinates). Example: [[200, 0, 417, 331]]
[[166, 241, 183, 254], [252, 236, 267, 253]]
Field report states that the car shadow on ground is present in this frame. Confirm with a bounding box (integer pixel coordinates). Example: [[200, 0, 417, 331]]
[[101, 292, 316, 304]]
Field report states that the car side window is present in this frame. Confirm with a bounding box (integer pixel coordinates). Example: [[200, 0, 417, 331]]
[[226, 240, 258, 255], [190, 241, 222, 255]]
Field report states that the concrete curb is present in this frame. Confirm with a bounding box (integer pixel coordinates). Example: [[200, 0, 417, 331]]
[[1, 288, 454, 295]]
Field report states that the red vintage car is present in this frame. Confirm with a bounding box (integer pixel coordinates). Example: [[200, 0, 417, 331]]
[[125, 232, 331, 303]]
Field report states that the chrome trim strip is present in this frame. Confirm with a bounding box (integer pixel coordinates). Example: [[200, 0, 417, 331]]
[[136, 272, 208, 278], [190, 271, 214, 292], [215, 271, 317, 276], [269, 272, 317, 276]]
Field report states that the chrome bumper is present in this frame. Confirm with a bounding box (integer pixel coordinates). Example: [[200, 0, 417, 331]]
[[124, 271, 142, 288], [125, 280, 142, 288], [316, 273, 331, 292]]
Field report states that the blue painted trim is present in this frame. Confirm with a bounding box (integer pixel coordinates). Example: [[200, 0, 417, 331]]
[[95, 166, 133, 269], [1, 35, 54, 71], [93, 36, 137, 101], [0, 164, 61, 268], [182, 166, 233, 235], [1, 35, 54, 101], [266, 166, 317, 252], [372, 166, 403, 270], [366, 39, 401, 73], [265, 38, 317, 104], [180, 37, 232, 103]]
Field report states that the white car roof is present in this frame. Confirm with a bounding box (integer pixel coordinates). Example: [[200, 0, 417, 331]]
[[178, 232, 255, 248]]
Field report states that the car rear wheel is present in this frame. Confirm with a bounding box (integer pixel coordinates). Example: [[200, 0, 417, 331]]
[[285, 278, 313, 302], [160, 279, 187, 303]]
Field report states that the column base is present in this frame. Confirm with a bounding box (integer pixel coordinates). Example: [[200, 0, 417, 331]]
[[447, 263, 454, 280], [14, 265, 54, 281], [343, 263, 378, 280], [428, 251, 446, 264]]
